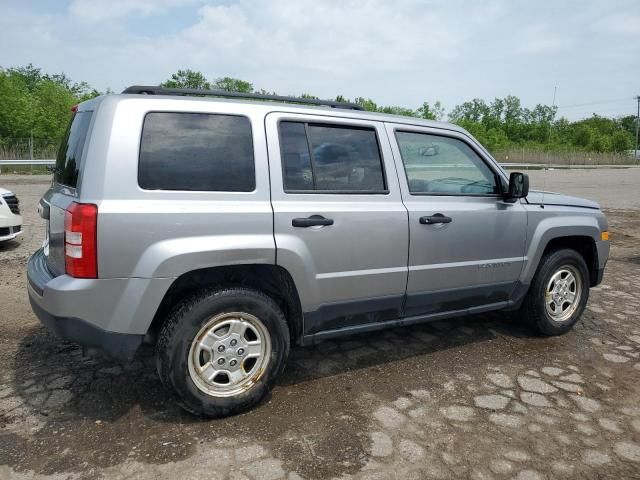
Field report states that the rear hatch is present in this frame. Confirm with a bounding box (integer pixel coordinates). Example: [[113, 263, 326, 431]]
[[39, 109, 94, 276]]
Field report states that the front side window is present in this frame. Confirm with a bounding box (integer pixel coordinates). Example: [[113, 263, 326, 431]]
[[396, 131, 498, 195], [279, 121, 386, 193], [139, 112, 255, 191]]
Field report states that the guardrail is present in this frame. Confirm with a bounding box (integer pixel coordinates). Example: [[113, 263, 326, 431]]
[[501, 163, 640, 169], [0, 159, 55, 166]]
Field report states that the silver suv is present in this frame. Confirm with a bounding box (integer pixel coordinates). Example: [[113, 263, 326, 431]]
[[27, 86, 610, 417]]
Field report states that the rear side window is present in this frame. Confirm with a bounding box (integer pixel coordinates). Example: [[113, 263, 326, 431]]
[[139, 112, 255, 192], [279, 121, 386, 193], [54, 111, 93, 187]]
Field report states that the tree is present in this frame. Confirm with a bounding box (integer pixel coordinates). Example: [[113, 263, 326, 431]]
[[213, 77, 253, 93], [0, 63, 636, 159], [354, 97, 378, 112], [589, 134, 610, 153], [161, 69, 211, 89], [7, 63, 43, 92], [611, 130, 631, 152], [449, 98, 489, 123], [417, 101, 444, 120], [572, 125, 593, 147]]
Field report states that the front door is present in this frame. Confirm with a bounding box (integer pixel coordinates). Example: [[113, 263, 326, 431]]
[[266, 113, 409, 336], [386, 124, 527, 318]]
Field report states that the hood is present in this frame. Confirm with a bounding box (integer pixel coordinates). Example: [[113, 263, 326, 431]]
[[526, 190, 600, 209], [0, 187, 14, 196]]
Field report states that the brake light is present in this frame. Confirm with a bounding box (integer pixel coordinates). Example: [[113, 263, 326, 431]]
[[64, 202, 98, 278]]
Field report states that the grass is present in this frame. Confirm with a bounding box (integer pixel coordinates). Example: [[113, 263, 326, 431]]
[[492, 148, 638, 166]]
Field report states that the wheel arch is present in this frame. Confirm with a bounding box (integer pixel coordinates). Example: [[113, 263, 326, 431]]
[[520, 216, 601, 288], [146, 264, 304, 346], [541, 236, 598, 286]]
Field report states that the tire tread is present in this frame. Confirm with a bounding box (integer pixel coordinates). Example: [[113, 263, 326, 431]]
[[156, 286, 290, 417]]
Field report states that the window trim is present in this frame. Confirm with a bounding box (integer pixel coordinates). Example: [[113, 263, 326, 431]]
[[137, 111, 257, 193], [393, 128, 505, 198], [277, 119, 390, 195]]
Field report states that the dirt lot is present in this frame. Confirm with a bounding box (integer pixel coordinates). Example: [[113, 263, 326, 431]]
[[1, 170, 639, 480]]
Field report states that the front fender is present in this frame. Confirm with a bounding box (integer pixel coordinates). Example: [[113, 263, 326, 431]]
[[520, 211, 601, 286]]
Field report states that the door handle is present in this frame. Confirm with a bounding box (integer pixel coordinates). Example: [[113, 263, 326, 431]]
[[292, 215, 334, 228], [419, 213, 452, 225]]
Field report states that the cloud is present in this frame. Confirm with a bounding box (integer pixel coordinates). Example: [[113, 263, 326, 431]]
[[68, 0, 204, 21], [593, 13, 640, 36], [514, 24, 572, 55], [0, 0, 637, 120]]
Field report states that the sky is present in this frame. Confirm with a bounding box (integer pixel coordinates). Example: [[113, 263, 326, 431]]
[[1, 0, 638, 121]]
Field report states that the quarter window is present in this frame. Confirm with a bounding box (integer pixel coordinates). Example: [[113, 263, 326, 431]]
[[54, 111, 93, 188], [279, 122, 386, 193], [139, 112, 255, 191], [396, 131, 498, 195]]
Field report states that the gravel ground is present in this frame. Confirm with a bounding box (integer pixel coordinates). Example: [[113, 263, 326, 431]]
[[1, 170, 639, 480]]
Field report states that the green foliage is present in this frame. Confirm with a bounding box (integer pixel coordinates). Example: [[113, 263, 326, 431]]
[[611, 130, 631, 152], [0, 65, 636, 159], [161, 69, 211, 89], [0, 64, 104, 142], [213, 77, 253, 93], [416, 101, 444, 120]]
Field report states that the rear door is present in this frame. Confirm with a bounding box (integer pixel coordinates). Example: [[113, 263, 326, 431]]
[[386, 124, 527, 317], [266, 113, 409, 336]]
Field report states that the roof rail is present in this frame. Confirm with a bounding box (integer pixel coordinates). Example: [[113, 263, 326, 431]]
[[121, 85, 364, 111]]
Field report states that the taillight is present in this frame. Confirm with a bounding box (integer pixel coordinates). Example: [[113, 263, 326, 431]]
[[64, 202, 98, 278]]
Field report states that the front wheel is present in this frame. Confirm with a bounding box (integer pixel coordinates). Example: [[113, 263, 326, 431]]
[[519, 248, 590, 336], [156, 287, 290, 417]]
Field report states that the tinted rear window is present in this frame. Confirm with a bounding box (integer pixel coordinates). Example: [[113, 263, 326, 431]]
[[54, 111, 93, 187], [279, 121, 386, 193], [138, 112, 255, 191]]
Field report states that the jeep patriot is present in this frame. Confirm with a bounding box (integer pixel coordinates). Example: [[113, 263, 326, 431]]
[[27, 86, 610, 417]]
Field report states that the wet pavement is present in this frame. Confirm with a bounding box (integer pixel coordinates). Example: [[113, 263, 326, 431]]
[[1, 170, 639, 479]]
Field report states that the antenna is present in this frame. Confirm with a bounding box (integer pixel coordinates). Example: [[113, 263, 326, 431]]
[[541, 86, 557, 208]]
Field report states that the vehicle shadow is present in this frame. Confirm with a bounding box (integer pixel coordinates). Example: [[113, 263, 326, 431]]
[[9, 311, 536, 424], [0, 238, 22, 253]]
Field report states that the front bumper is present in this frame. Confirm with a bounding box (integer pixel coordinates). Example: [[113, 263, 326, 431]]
[[27, 248, 171, 361], [0, 224, 22, 242]]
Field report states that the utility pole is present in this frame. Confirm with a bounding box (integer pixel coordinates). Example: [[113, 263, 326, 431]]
[[635, 95, 640, 162]]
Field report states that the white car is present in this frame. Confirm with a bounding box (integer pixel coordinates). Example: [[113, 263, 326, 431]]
[[0, 187, 22, 242]]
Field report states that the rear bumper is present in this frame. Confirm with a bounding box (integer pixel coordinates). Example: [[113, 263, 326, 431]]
[[27, 248, 172, 361], [28, 296, 144, 361]]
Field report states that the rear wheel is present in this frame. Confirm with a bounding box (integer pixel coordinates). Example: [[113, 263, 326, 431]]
[[156, 287, 290, 417], [519, 248, 590, 336]]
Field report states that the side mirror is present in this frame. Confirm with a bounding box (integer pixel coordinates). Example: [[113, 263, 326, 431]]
[[505, 172, 529, 202]]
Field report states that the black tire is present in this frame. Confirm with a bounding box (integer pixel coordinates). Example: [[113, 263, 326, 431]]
[[519, 248, 590, 336], [156, 287, 290, 417]]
